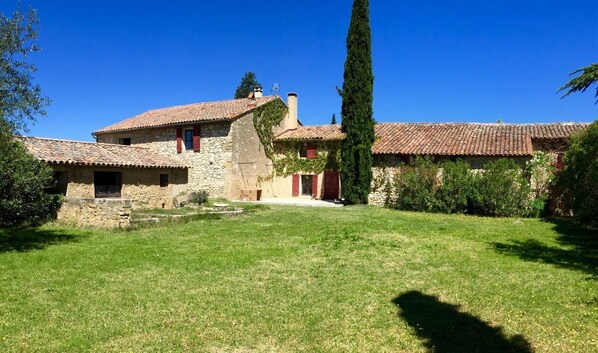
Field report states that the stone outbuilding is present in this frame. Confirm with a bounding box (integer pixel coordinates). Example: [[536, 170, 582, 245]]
[[20, 137, 188, 227]]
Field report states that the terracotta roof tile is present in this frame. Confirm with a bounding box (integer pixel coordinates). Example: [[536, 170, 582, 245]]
[[275, 124, 345, 141], [94, 96, 280, 134], [275, 123, 589, 156], [19, 137, 187, 169]]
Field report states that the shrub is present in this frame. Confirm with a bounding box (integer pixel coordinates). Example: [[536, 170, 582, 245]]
[[0, 130, 62, 227], [394, 157, 439, 212], [525, 152, 556, 217], [557, 120, 598, 225], [436, 159, 475, 214], [188, 190, 209, 205], [470, 159, 531, 217]]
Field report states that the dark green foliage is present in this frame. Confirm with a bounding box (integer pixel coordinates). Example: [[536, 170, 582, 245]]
[[394, 157, 438, 212], [0, 7, 50, 132], [331, 113, 337, 124], [234, 72, 261, 99], [557, 120, 598, 225], [436, 159, 475, 214], [340, 0, 375, 204], [470, 159, 531, 217], [0, 6, 59, 227], [390, 158, 535, 217], [188, 190, 209, 205], [0, 123, 62, 227], [559, 62, 598, 104]]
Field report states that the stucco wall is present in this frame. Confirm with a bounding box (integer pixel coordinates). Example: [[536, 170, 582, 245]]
[[228, 113, 273, 199], [50, 165, 186, 209]]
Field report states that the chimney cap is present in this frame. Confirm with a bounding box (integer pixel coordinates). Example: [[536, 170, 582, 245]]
[[288, 92, 297, 97]]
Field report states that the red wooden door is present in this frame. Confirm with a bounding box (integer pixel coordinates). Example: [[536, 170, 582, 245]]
[[323, 171, 340, 200]]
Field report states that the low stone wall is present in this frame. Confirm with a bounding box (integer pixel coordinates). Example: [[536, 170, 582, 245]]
[[57, 198, 132, 228]]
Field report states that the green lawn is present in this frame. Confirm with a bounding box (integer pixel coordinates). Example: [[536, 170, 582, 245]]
[[0, 206, 596, 352]]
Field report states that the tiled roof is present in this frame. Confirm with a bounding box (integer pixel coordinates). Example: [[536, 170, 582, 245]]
[[275, 124, 345, 141], [94, 96, 280, 134], [275, 123, 589, 156], [19, 137, 187, 169]]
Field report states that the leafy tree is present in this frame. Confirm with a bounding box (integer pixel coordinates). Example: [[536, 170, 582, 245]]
[[0, 7, 50, 131], [559, 62, 598, 104], [234, 72, 261, 99], [331, 113, 337, 124], [0, 121, 61, 227], [0, 7, 59, 227], [339, 0, 375, 204], [558, 120, 598, 225]]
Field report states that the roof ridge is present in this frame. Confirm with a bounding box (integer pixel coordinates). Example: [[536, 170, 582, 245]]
[[143, 95, 279, 113], [17, 136, 152, 150]]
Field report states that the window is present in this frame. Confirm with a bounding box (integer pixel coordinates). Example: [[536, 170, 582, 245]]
[[119, 138, 131, 145], [299, 145, 308, 158], [184, 129, 193, 150], [301, 175, 313, 196], [45, 171, 68, 195], [94, 171, 122, 198], [160, 174, 169, 187]]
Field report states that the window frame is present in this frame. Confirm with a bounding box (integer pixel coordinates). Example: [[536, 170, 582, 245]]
[[184, 129, 194, 150], [160, 174, 169, 188], [94, 171, 122, 198]]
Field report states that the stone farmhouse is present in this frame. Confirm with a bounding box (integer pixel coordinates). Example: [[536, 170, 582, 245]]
[[20, 89, 588, 226]]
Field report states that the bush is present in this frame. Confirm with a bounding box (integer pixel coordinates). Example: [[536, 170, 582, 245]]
[[387, 157, 539, 218], [470, 159, 531, 217], [0, 130, 62, 227], [557, 120, 598, 225], [188, 190, 209, 205], [394, 157, 438, 212], [436, 159, 475, 214]]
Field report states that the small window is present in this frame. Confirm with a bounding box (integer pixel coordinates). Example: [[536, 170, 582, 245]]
[[45, 171, 68, 195], [119, 138, 131, 145], [160, 174, 169, 187], [299, 145, 308, 158], [184, 129, 193, 150], [301, 175, 313, 196], [94, 171, 122, 198]]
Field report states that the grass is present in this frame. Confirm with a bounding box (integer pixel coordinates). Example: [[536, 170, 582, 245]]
[[0, 206, 596, 352]]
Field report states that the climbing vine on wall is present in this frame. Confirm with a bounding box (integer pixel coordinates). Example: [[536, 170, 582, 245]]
[[273, 144, 341, 177], [252, 99, 342, 186], [253, 99, 288, 160]]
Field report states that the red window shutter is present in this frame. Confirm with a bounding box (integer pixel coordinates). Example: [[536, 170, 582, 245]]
[[556, 153, 564, 171], [306, 145, 317, 159], [311, 174, 318, 197], [292, 174, 300, 197], [193, 125, 201, 152], [176, 127, 182, 154]]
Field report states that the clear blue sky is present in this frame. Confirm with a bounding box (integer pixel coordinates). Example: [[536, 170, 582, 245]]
[[2, 0, 597, 141]]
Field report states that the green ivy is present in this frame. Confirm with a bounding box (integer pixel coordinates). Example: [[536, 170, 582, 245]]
[[253, 99, 288, 160]]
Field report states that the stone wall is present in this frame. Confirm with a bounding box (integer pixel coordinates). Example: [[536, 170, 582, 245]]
[[50, 165, 186, 209], [57, 198, 132, 228], [97, 123, 233, 199]]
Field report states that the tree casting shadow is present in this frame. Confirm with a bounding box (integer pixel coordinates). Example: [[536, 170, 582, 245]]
[[493, 218, 598, 278], [0, 227, 80, 253], [393, 291, 533, 353]]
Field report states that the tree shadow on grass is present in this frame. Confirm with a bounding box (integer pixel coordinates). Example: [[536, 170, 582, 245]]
[[393, 291, 533, 353], [0, 227, 80, 253], [492, 219, 598, 279]]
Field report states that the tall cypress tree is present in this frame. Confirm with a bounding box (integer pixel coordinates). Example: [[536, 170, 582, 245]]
[[340, 0, 375, 204]]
